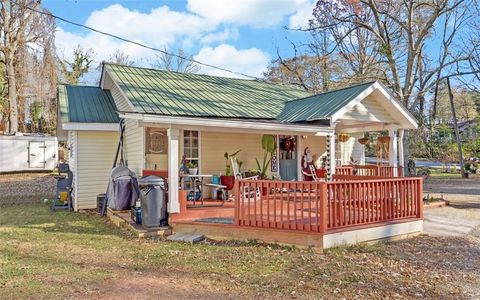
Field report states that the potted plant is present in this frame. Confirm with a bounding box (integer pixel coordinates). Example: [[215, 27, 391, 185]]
[[254, 135, 277, 195], [377, 135, 390, 144], [186, 161, 198, 175], [244, 168, 259, 178], [255, 134, 277, 180], [220, 149, 241, 190]]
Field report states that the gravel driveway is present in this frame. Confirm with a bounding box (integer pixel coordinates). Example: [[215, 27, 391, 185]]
[[0, 172, 56, 206]]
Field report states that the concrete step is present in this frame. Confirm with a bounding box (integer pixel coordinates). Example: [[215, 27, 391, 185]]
[[166, 233, 205, 244]]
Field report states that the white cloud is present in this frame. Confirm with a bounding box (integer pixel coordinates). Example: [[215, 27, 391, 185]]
[[54, 1, 314, 83], [187, 0, 307, 28], [200, 27, 239, 44], [288, 0, 316, 29], [194, 44, 270, 78]]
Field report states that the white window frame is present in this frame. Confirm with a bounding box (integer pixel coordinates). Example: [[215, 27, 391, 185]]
[[181, 130, 202, 173]]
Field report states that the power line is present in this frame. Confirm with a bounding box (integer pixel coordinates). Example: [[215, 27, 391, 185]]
[[14, 0, 261, 80]]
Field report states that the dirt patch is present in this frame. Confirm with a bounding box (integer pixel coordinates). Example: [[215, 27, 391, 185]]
[[78, 273, 241, 300]]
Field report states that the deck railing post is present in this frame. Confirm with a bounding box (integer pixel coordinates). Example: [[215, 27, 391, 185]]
[[319, 182, 328, 234], [416, 178, 423, 219], [234, 180, 240, 225]]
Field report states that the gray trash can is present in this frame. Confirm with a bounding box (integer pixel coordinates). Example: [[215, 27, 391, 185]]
[[138, 175, 168, 228]]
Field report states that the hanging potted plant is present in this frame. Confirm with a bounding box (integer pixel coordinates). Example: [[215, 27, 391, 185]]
[[377, 135, 391, 144], [358, 137, 370, 145], [220, 149, 241, 190], [338, 133, 350, 143]]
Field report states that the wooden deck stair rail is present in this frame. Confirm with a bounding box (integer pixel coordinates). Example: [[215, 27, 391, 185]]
[[234, 177, 422, 233]]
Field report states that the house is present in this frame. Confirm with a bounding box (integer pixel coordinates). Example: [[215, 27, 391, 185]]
[[58, 63, 422, 248]]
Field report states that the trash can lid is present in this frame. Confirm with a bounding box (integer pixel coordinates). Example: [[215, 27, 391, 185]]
[[138, 175, 165, 186]]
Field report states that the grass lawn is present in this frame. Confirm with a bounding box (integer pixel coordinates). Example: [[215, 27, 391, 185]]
[[1, 204, 479, 299]]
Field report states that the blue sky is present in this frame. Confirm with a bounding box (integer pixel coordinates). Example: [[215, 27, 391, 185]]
[[44, 0, 316, 80]]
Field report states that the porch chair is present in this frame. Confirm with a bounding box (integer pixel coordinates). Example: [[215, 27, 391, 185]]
[[230, 157, 261, 200]]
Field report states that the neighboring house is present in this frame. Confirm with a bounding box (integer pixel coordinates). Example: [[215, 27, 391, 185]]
[[434, 120, 479, 143], [58, 63, 421, 248]]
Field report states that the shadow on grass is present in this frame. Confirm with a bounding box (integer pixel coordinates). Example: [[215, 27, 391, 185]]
[[0, 203, 128, 237], [449, 202, 480, 209]]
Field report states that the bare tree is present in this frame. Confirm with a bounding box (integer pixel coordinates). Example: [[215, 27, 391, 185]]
[[309, 0, 480, 110], [153, 48, 200, 73], [105, 49, 135, 66], [0, 0, 43, 133]]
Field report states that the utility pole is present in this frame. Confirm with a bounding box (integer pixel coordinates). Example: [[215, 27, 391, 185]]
[[446, 77, 466, 178]]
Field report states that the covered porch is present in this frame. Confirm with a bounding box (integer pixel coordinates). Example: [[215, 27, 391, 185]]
[[119, 81, 420, 248]]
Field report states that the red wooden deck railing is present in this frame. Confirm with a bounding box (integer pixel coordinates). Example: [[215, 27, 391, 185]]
[[235, 176, 422, 233], [336, 165, 404, 177]]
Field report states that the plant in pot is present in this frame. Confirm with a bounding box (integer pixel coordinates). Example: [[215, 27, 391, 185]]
[[255, 135, 277, 194], [186, 161, 198, 175], [220, 149, 241, 190]]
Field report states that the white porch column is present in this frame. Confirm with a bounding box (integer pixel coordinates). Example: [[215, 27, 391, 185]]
[[398, 129, 405, 169], [388, 127, 398, 175], [167, 128, 180, 213], [327, 134, 336, 180]]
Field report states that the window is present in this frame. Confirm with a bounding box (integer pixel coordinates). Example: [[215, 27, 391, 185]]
[[183, 130, 200, 167]]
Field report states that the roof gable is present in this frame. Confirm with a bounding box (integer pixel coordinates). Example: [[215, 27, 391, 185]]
[[277, 82, 375, 123], [58, 84, 119, 124]]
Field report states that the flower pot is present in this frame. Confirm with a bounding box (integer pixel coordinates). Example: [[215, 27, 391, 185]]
[[188, 168, 198, 175], [244, 171, 259, 178], [315, 169, 326, 178], [377, 136, 390, 144], [220, 175, 235, 190], [358, 137, 370, 145]]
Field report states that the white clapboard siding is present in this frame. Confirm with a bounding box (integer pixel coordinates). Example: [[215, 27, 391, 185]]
[[338, 133, 365, 165], [103, 71, 143, 176], [68, 131, 78, 209], [75, 131, 117, 210], [124, 119, 144, 176], [103, 71, 133, 112], [341, 94, 396, 124]]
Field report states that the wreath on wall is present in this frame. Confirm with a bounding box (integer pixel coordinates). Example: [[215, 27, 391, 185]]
[[280, 136, 296, 151]]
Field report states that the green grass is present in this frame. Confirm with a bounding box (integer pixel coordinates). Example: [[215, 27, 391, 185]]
[[0, 204, 475, 299]]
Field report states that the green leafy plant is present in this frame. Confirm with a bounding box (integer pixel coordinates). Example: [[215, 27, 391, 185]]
[[223, 149, 241, 176], [186, 161, 197, 169], [255, 135, 277, 179]]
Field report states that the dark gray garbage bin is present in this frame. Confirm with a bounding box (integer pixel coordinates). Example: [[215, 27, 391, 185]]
[[138, 175, 168, 228]]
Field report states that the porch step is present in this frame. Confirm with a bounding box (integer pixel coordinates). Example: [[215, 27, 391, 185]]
[[166, 233, 205, 244]]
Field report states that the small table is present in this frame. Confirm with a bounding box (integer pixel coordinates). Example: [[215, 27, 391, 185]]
[[180, 174, 226, 208]]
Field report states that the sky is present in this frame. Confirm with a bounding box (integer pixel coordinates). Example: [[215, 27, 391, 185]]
[[43, 0, 317, 81]]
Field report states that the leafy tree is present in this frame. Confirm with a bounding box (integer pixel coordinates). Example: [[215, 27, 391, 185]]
[[59, 45, 94, 84]]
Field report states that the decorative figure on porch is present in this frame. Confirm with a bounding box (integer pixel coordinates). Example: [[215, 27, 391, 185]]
[[301, 147, 315, 181], [280, 136, 296, 160]]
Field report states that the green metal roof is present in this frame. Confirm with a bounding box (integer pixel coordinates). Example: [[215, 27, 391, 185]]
[[277, 82, 376, 123], [105, 63, 312, 119], [58, 84, 119, 123]]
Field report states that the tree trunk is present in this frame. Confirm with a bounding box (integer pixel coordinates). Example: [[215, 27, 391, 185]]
[[6, 51, 18, 133], [446, 77, 466, 178]]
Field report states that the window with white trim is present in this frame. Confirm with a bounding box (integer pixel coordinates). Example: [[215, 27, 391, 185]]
[[183, 130, 200, 167]]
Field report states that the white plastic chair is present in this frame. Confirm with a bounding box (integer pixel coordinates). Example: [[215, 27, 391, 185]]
[[231, 157, 261, 200]]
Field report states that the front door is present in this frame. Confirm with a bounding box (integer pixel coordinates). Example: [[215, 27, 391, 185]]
[[278, 135, 298, 180], [28, 141, 46, 168]]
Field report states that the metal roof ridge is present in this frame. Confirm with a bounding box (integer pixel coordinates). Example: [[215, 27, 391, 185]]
[[284, 81, 377, 103], [104, 62, 310, 92]]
